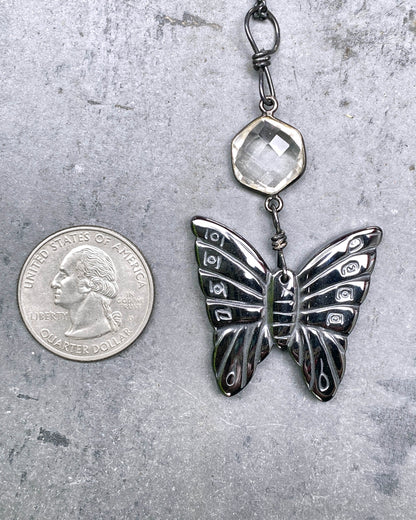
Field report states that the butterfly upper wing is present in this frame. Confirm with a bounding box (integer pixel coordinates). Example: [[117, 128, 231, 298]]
[[191, 217, 274, 396], [288, 226, 382, 401]]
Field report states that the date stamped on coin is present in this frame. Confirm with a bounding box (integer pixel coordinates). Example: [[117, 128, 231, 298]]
[[18, 226, 154, 361]]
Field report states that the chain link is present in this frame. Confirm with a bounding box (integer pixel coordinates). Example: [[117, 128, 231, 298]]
[[265, 195, 288, 277], [253, 0, 268, 20], [244, 1, 280, 111]]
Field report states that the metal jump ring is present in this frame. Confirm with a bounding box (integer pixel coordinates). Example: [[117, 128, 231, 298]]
[[265, 195, 284, 213], [259, 96, 278, 115]]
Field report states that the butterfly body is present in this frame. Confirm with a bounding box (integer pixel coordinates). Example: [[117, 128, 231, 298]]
[[192, 216, 382, 401], [269, 269, 297, 348]]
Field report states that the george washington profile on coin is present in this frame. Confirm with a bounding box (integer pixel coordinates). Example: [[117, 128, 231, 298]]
[[51, 245, 122, 340], [19, 226, 154, 361]]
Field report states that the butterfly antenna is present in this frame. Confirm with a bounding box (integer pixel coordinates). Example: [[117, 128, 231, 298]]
[[265, 195, 288, 280]]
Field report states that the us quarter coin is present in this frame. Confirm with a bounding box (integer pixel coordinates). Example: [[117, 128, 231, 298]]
[[18, 226, 154, 361]]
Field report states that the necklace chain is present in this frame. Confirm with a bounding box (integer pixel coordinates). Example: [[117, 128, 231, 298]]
[[253, 0, 269, 20]]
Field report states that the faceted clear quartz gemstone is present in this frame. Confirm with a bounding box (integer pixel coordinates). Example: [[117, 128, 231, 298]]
[[231, 116, 306, 195]]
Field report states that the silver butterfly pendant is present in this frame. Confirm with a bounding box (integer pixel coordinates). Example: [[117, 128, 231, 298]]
[[192, 217, 382, 401]]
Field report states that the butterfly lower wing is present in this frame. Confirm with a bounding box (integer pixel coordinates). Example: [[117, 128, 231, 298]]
[[291, 325, 347, 401], [213, 321, 273, 395], [191, 217, 273, 396], [289, 227, 382, 401]]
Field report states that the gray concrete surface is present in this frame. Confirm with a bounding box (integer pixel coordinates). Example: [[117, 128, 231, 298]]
[[1, 0, 415, 518]]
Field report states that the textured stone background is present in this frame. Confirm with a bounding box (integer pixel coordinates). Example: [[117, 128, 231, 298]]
[[1, 0, 415, 518]]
